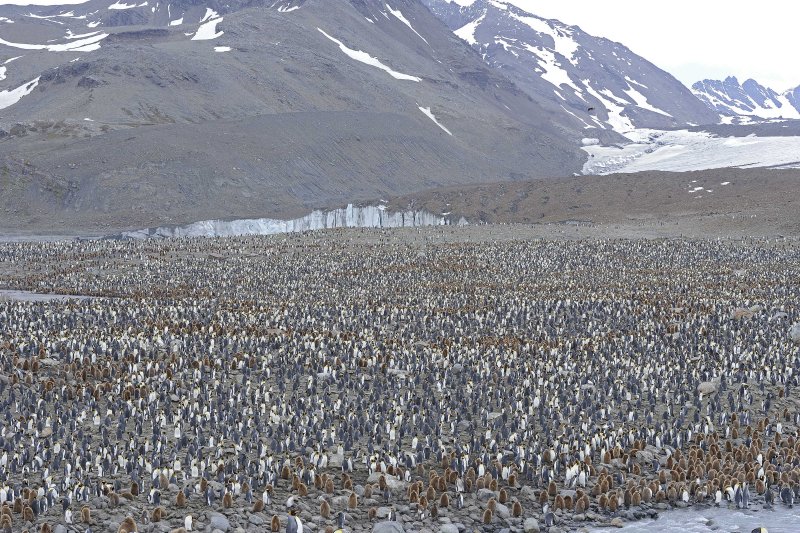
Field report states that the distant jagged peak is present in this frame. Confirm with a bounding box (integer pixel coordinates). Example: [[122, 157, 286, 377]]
[[692, 76, 800, 121]]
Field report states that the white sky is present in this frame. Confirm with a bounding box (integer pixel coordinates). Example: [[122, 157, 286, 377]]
[[507, 1, 798, 91]]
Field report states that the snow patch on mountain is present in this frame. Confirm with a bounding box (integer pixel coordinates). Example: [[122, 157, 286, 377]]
[[622, 86, 671, 117], [192, 16, 223, 41], [0, 31, 107, 51], [317, 28, 421, 82], [387, 4, 428, 45], [418, 106, 452, 135], [453, 12, 484, 45], [0, 76, 39, 110], [108, 1, 146, 10], [506, 10, 579, 65]]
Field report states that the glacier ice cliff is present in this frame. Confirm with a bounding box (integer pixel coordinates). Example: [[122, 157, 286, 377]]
[[114, 204, 458, 239]]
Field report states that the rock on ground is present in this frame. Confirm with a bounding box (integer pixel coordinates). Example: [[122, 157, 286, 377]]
[[524, 517, 540, 532], [791, 322, 800, 344], [372, 521, 406, 533], [209, 512, 231, 532]]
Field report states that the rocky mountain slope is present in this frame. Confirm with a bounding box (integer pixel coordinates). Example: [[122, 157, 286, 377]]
[[0, 0, 587, 232], [421, 0, 719, 134], [691, 76, 800, 122]]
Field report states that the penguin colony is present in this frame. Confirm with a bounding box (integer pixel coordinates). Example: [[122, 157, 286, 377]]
[[0, 227, 796, 532]]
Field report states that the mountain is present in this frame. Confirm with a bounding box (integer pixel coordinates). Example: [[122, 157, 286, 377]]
[[691, 76, 800, 122], [0, 0, 587, 233], [420, 0, 719, 135]]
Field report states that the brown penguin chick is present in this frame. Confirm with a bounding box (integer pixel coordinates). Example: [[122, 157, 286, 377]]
[[489, 479, 499, 491], [575, 496, 586, 514], [499, 488, 508, 504], [343, 478, 353, 491], [253, 500, 264, 513], [608, 494, 618, 512], [482, 509, 493, 524], [40, 524, 52, 533], [368, 507, 377, 520], [281, 465, 291, 480], [324, 528, 334, 533], [564, 494, 574, 511], [554, 495, 565, 511], [598, 493, 608, 510], [131, 481, 140, 497], [426, 486, 436, 502], [624, 490, 632, 508], [117, 517, 138, 533], [512, 500, 523, 517], [364, 485, 373, 499], [176, 491, 186, 508], [378, 475, 387, 491], [298, 483, 308, 497], [320, 499, 331, 519], [81, 505, 91, 523], [667, 484, 678, 502], [270, 515, 280, 532], [418, 496, 428, 510], [0, 515, 10, 530], [487, 497, 497, 513], [159, 473, 169, 490], [222, 492, 233, 509], [430, 504, 438, 519], [642, 486, 653, 503], [325, 479, 335, 494], [409, 490, 419, 503], [538, 490, 549, 505], [22, 506, 34, 522], [151, 507, 164, 523], [109, 492, 120, 507], [508, 473, 517, 487], [348, 493, 358, 509], [476, 477, 486, 490], [440, 493, 450, 508]]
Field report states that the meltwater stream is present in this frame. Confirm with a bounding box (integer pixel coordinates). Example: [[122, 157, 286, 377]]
[[606, 505, 799, 532]]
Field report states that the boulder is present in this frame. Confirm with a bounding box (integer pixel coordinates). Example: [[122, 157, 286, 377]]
[[477, 488, 496, 501], [372, 521, 405, 533], [209, 512, 230, 532], [697, 381, 717, 395], [523, 517, 540, 532], [791, 322, 800, 344], [494, 502, 510, 519], [439, 525, 459, 533]]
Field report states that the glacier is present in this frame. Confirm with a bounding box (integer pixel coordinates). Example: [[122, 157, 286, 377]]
[[115, 204, 456, 239]]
